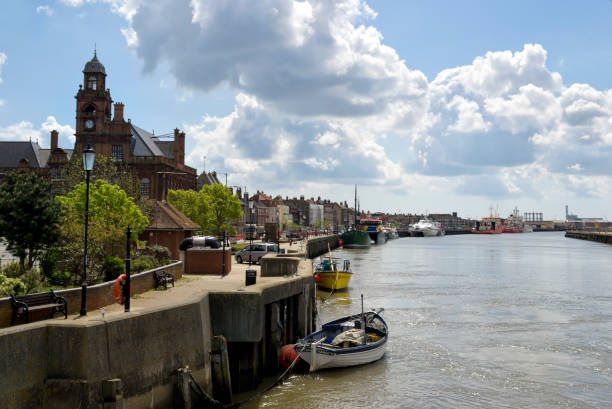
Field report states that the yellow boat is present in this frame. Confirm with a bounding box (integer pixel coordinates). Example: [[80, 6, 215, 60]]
[[314, 258, 352, 291]]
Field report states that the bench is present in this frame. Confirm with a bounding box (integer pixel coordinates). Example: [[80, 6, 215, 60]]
[[10, 290, 68, 325], [154, 270, 175, 290]]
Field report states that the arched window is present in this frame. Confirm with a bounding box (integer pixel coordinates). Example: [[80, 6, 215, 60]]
[[83, 104, 96, 113], [140, 178, 150, 199], [87, 76, 97, 90]]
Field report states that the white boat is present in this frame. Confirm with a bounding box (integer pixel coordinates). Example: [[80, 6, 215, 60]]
[[295, 310, 388, 372], [409, 218, 445, 237]]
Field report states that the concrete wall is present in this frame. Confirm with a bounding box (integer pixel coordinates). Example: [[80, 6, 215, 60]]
[[0, 291, 212, 409], [566, 230, 612, 245], [0, 262, 183, 328], [260, 256, 300, 277], [306, 234, 340, 258], [184, 248, 233, 275]]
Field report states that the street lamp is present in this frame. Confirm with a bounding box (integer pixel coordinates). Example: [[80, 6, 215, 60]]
[[80, 144, 95, 316], [249, 201, 254, 266]]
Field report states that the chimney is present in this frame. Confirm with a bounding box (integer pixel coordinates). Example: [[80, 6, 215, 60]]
[[237, 187, 242, 197], [50, 130, 58, 150], [244, 192, 249, 201], [113, 102, 124, 122], [173, 128, 185, 165], [300, 195, 304, 201]]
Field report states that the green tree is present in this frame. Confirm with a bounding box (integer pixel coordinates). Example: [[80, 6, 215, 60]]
[[55, 179, 149, 283], [0, 172, 61, 274], [168, 185, 243, 236], [201, 184, 243, 236]]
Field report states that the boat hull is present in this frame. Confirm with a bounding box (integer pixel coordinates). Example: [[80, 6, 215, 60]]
[[298, 339, 387, 371], [316, 271, 352, 291], [342, 230, 371, 248]]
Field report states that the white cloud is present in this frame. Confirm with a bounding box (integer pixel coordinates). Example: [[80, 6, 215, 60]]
[[93, 1, 612, 204], [36, 5, 54, 16], [0, 52, 6, 84], [0, 117, 75, 146]]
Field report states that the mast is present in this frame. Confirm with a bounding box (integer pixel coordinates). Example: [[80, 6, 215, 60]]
[[354, 184, 357, 227]]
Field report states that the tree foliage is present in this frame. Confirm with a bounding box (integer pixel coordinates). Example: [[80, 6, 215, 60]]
[[168, 185, 243, 236], [0, 172, 61, 273], [55, 179, 149, 283]]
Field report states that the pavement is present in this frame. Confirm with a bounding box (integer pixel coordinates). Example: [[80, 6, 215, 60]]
[[49, 239, 312, 326]]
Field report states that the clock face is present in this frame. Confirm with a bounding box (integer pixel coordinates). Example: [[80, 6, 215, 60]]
[[85, 119, 94, 130]]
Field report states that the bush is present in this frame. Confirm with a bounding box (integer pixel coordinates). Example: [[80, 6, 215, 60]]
[[0, 274, 26, 296], [103, 256, 125, 282], [40, 249, 61, 280], [50, 271, 70, 286], [137, 245, 172, 266], [1, 262, 22, 278], [22, 268, 41, 294], [131, 255, 156, 273]]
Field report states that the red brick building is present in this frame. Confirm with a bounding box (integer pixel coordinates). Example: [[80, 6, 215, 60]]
[[73, 51, 197, 199]]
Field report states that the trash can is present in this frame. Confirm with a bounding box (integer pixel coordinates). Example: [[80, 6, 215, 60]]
[[246, 269, 257, 286]]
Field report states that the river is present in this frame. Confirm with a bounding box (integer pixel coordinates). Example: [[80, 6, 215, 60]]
[[244, 232, 611, 408]]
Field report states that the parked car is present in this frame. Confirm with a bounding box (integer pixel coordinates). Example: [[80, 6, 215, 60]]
[[235, 243, 279, 264]]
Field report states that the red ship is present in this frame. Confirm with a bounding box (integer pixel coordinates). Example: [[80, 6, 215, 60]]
[[502, 207, 525, 233]]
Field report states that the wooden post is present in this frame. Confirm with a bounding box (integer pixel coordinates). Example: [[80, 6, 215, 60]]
[[211, 335, 232, 404]]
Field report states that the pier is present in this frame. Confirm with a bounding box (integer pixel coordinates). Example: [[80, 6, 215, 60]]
[[565, 230, 612, 245], [0, 237, 339, 408]]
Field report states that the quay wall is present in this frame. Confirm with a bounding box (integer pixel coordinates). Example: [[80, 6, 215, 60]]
[[0, 291, 212, 409], [0, 262, 183, 328], [306, 235, 340, 258], [0, 259, 315, 408], [565, 230, 612, 245]]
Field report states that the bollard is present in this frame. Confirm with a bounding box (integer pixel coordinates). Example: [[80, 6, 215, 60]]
[[245, 269, 256, 286]]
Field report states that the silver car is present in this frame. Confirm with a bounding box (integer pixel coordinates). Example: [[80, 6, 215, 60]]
[[235, 243, 279, 264]]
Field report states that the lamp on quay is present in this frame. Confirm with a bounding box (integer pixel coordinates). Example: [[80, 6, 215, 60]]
[[249, 201, 254, 266], [80, 144, 95, 316]]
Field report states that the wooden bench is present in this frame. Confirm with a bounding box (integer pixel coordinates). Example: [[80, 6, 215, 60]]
[[10, 290, 68, 325], [154, 270, 175, 290]]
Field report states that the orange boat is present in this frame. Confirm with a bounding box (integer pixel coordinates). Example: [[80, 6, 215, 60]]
[[472, 216, 503, 234]]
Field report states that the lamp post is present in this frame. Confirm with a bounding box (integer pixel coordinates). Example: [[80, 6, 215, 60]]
[[80, 144, 95, 316], [249, 201, 254, 266]]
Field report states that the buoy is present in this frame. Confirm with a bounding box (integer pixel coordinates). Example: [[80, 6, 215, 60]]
[[113, 274, 133, 305], [338, 240, 343, 246], [280, 344, 300, 369]]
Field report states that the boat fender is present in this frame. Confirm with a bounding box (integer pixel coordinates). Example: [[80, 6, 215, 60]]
[[113, 274, 133, 305], [314, 274, 321, 282], [338, 240, 343, 246], [280, 344, 300, 369]]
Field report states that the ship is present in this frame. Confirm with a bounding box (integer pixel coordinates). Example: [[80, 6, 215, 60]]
[[360, 218, 386, 244], [342, 185, 371, 248], [472, 208, 503, 234], [502, 207, 525, 233], [409, 217, 445, 237]]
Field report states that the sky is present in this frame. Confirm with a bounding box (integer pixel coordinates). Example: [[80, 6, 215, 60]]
[[1, 0, 611, 220]]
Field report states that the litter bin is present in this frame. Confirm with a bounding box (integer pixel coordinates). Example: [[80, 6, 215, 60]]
[[246, 269, 257, 286]]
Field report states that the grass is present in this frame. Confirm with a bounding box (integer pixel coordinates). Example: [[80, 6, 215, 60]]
[[230, 243, 249, 253]]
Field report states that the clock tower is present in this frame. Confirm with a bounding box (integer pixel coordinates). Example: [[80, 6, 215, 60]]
[[74, 51, 132, 160]]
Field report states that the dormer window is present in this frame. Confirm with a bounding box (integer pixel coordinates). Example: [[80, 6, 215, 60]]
[[87, 76, 97, 90]]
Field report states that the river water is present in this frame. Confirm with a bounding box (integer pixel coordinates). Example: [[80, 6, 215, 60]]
[[244, 232, 611, 408]]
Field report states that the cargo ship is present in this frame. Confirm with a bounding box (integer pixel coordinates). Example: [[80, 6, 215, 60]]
[[472, 208, 503, 234], [502, 207, 525, 233]]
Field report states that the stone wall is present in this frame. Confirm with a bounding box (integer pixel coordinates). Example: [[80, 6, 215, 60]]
[[306, 234, 341, 258], [565, 230, 612, 245], [0, 291, 212, 409], [0, 262, 183, 328]]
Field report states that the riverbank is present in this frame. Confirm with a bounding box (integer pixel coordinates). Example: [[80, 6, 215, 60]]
[[0, 237, 344, 408]]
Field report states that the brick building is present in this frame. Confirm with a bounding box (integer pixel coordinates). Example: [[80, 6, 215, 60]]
[[73, 51, 197, 199]]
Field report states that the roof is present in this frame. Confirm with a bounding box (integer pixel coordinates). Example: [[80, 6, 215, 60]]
[[146, 201, 200, 231], [197, 171, 221, 187], [152, 139, 174, 158], [0, 141, 44, 168], [83, 51, 106, 75], [130, 124, 165, 157]]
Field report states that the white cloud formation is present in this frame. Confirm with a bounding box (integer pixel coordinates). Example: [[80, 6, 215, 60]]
[[36, 5, 54, 16], [0, 117, 75, 146], [77, 1, 612, 203]]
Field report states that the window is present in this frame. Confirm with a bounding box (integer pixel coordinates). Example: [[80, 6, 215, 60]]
[[87, 76, 97, 90], [140, 178, 150, 199], [50, 167, 63, 180], [112, 145, 123, 161]]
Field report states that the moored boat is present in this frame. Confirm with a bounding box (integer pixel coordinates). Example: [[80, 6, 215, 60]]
[[502, 207, 525, 233], [295, 310, 388, 372], [361, 218, 386, 244], [409, 217, 445, 237], [472, 216, 503, 234], [314, 258, 352, 291]]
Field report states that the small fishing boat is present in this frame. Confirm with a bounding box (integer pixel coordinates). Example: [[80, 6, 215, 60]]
[[294, 309, 388, 372], [314, 257, 352, 291]]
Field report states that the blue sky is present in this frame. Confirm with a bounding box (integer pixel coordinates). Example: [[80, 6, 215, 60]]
[[1, 0, 611, 220]]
